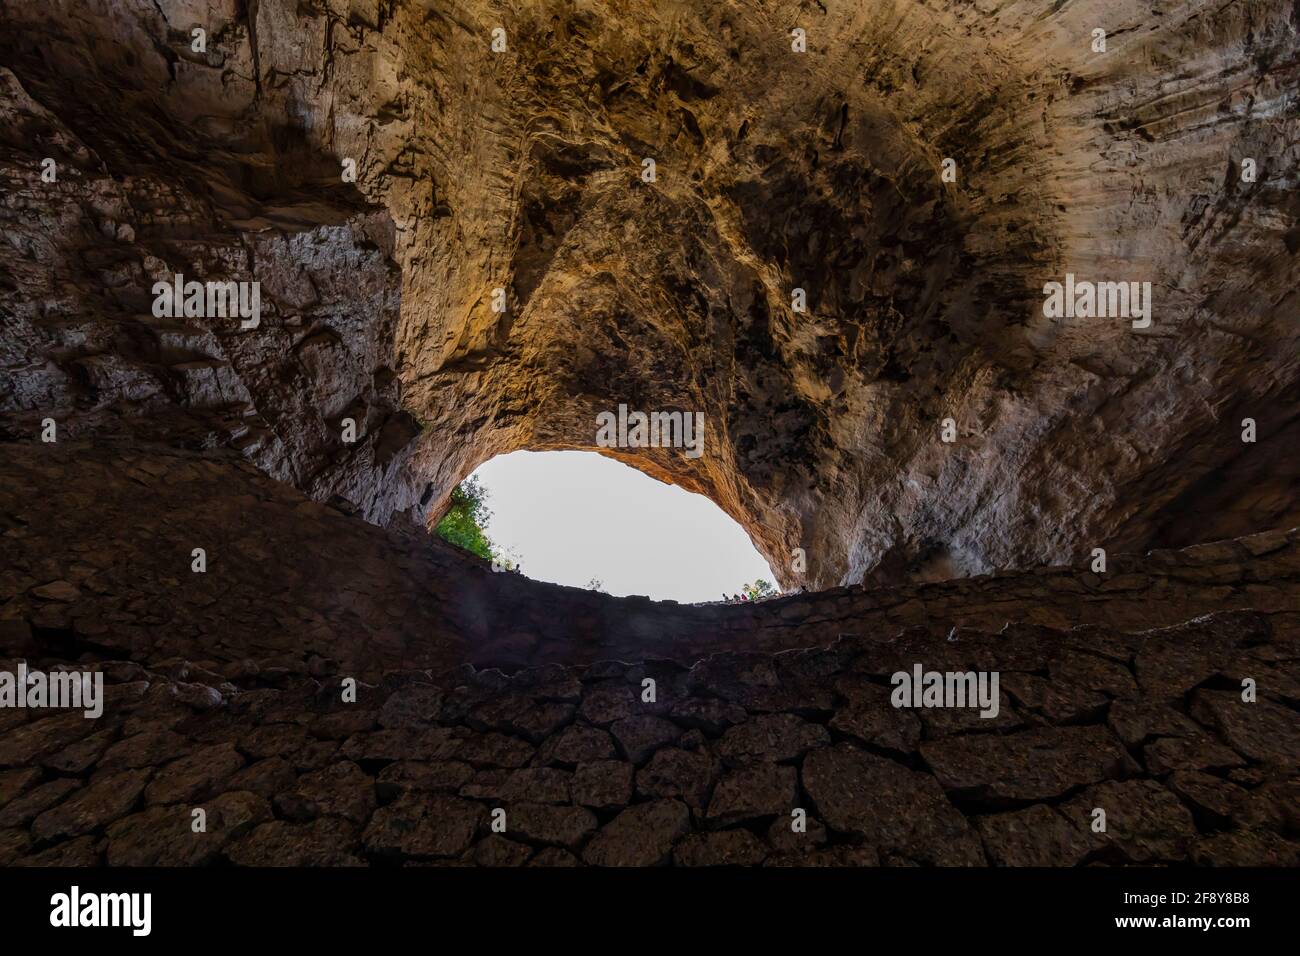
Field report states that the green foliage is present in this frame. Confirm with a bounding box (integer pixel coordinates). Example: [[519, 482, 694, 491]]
[[741, 579, 776, 600], [434, 476, 495, 561]]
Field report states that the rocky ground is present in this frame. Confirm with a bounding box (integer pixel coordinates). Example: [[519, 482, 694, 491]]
[[1, 606, 1295, 867]]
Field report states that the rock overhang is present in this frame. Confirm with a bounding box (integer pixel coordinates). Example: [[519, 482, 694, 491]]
[[0, 0, 1297, 593]]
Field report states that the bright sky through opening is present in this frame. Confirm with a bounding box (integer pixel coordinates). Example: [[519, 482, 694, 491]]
[[469, 450, 777, 604]]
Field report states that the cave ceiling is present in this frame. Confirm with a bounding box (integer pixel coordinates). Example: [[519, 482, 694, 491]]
[[1, 0, 1297, 589]]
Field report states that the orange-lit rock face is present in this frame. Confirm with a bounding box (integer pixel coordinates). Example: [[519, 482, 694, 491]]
[[2, 1, 1298, 589]]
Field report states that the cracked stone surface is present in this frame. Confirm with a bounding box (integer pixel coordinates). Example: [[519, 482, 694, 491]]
[[0, 0, 1298, 870], [0, 592, 1295, 866]]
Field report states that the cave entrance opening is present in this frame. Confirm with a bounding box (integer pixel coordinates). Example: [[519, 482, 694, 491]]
[[444, 450, 776, 605]]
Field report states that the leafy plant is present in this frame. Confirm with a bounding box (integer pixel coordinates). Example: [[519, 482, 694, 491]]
[[434, 476, 495, 561]]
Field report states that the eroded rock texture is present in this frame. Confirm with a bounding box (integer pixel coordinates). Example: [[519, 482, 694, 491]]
[[0, 1, 1298, 868], [2, 1, 1298, 586]]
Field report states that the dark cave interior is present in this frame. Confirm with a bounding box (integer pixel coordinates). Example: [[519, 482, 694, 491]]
[[0, 0, 1297, 869]]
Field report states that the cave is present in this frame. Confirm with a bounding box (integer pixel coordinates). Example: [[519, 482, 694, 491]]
[[0, 0, 1298, 883]]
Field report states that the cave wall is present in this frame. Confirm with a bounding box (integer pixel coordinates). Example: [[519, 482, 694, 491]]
[[2, 0, 1298, 588]]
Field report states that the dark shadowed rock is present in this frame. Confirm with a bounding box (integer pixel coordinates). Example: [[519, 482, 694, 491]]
[[461, 767, 572, 805], [706, 764, 796, 827], [42, 728, 117, 774], [226, 757, 298, 799], [226, 818, 366, 866], [469, 835, 533, 867], [1231, 780, 1300, 834], [1135, 616, 1262, 702], [378, 685, 445, 728], [32, 769, 150, 841], [579, 682, 638, 726], [452, 732, 535, 769], [0, 767, 42, 808], [766, 812, 828, 852], [377, 760, 476, 800], [583, 799, 690, 867], [829, 678, 921, 753], [765, 845, 881, 867], [340, 727, 463, 763], [1059, 780, 1197, 863], [0, 778, 81, 829], [636, 747, 717, 810], [292, 761, 377, 823], [921, 726, 1136, 802], [466, 695, 574, 743], [803, 744, 983, 865], [239, 724, 312, 760], [717, 713, 829, 766], [106, 791, 271, 865], [1189, 691, 1300, 771], [571, 760, 633, 810], [1143, 735, 1246, 775], [362, 793, 484, 859], [1189, 829, 1300, 867], [975, 805, 1092, 867], [668, 697, 749, 736], [14, 835, 100, 867], [145, 743, 244, 805], [1166, 771, 1248, 824], [0, 828, 29, 866], [99, 730, 191, 771], [1107, 699, 1204, 749], [505, 802, 597, 849], [674, 829, 768, 866], [610, 715, 681, 765], [538, 725, 616, 765], [0, 713, 96, 767]]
